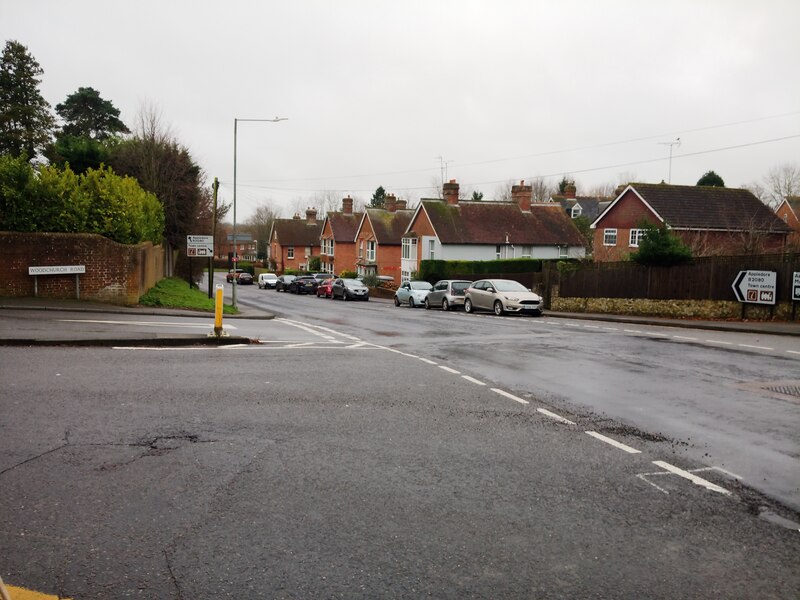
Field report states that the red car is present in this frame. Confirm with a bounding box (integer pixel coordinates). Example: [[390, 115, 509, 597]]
[[316, 278, 335, 298]]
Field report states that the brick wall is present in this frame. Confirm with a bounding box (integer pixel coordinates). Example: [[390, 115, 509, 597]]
[[0, 232, 164, 305]]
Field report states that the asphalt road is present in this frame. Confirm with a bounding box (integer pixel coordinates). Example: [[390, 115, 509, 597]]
[[1, 280, 799, 599]]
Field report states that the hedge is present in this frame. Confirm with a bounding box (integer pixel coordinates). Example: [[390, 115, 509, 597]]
[[419, 258, 543, 282]]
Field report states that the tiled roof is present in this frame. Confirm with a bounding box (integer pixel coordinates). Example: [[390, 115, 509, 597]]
[[419, 201, 585, 246], [326, 212, 363, 242], [272, 218, 323, 246], [785, 197, 800, 217], [630, 183, 791, 232], [365, 208, 414, 244]]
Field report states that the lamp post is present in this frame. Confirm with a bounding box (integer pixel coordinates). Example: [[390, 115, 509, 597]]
[[233, 116, 288, 307]]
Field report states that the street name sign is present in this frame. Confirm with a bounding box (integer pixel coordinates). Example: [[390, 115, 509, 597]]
[[732, 270, 777, 305], [793, 272, 800, 302], [28, 265, 85, 275], [187, 234, 214, 257]]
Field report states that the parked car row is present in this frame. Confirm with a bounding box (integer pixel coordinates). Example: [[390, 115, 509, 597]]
[[394, 278, 543, 316]]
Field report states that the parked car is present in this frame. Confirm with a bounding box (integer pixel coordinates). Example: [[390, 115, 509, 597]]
[[311, 273, 336, 282], [464, 279, 543, 316], [237, 272, 254, 285], [289, 275, 318, 294], [226, 268, 245, 283], [316, 278, 335, 298], [332, 278, 370, 301], [394, 280, 433, 308], [275, 274, 296, 292], [258, 273, 278, 289], [424, 279, 472, 311]]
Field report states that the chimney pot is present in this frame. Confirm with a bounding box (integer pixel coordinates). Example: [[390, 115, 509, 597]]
[[512, 180, 533, 212], [306, 207, 318, 224], [385, 193, 397, 213], [342, 195, 353, 215], [443, 180, 460, 205]]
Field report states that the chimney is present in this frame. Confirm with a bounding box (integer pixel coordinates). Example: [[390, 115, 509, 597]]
[[564, 183, 577, 199], [342, 195, 353, 215], [396, 199, 407, 210], [385, 193, 397, 213], [306, 207, 317, 224], [511, 179, 532, 211], [443, 179, 459, 205], [292, 213, 301, 220]]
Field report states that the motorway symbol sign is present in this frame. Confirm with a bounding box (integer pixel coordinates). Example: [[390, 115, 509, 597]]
[[793, 272, 800, 302], [187, 234, 214, 257], [732, 270, 777, 305]]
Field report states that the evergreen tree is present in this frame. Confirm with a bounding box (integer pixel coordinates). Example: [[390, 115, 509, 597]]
[[697, 170, 725, 187], [0, 40, 55, 159], [471, 190, 484, 201], [630, 222, 692, 266], [370, 185, 386, 208], [55, 86, 129, 140]]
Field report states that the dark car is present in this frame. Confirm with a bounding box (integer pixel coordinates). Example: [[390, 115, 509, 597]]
[[275, 275, 296, 292], [289, 275, 318, 294], [237, 272, 254, 285], [331, 278, 369, 301], [316, 278, 335, 298]]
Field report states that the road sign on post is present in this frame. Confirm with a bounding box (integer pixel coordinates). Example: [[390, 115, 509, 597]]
[[792, 272, 800, 302], [186, 235, 214, 257], [732, 270, 777, 305]]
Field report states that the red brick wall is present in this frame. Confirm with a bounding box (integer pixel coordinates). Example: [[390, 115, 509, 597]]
[[0, 232, 164, 304], [331, 242, 357, 275]]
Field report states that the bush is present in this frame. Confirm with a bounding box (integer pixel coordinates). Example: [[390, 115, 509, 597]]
[[630, 222, 692, 266], [419, 258, 542, 282], [340, 270, 358, 278], [361, 274, 379, 288]]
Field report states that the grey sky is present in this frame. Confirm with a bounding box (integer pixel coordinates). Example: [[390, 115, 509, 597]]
[[5, 0, 799, 220]]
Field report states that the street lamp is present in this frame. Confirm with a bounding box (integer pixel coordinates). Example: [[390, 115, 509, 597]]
[[233, 116, 288, 307]]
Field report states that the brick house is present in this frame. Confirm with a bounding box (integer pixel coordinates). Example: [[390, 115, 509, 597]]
[[591, 183, 791, 261], [268, 208, 323, 273], [401, 180, 586, 282], [775, 196, 800, 249], [319, 196, 363, 275], [353, 194, 414, 280]]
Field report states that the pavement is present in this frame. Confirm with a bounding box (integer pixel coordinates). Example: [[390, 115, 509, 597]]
[[0, 296, 799, 345]]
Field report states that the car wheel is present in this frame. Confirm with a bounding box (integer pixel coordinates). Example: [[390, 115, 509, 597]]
[[408, 297, 415, 308], [394, 296, 400, 307], [494, 300, 504, 316], [343, 292, 348, 301], [464, 298, 473, 313], [442, 298, 449, 311], [424, 298, 431, 310]]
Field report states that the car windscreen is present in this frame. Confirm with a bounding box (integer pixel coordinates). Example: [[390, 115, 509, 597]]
[[265, 274, 277, 280], [410, 282, 432, 290], [493, 280, 528, 292], [343, 279, 362, 286], [451, 282, 470, 292]]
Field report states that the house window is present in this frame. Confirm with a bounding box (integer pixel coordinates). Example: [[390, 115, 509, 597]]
[[322, 238, 334, 256], [495, 245, 501, 260], [402, 237, 417, 260], [603, 229, 617, 246], [571, 205, 582, 218], [366, 240, 376, 262], [358, 240, 364, 258], [401, 270, 411, 283], [428, 239, 435, 260], [521, 245, 532, 258], [629, 229, 645, 247], [558, 246, 568, 258], [287, 246, 295, 259]]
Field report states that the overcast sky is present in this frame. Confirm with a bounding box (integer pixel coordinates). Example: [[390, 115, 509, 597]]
[[5, 1, 800, 220]]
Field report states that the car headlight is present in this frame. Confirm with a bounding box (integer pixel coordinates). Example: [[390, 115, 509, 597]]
[[505, 296, 519, 302]]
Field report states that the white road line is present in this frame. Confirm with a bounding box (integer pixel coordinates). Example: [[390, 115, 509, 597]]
[[672, 335, 697, 340], [636, 473, 670, 495], [624, 329, 642, 334], [738, 344, 773, 350], [564, 323, 581, 327], [60, 319, 233, 329], [693, 466, 743, 480], [602, 326, 618, 331], [536, 408, 576, 425], [490, 388, 530, 405], [585, 431, 642, 454], [583, 325, 599, 329], [652, 461, 731, 495], [418, 357, 438, 365], [788, 350, 800, 356], [706, 340, 734, 345], [461, 375, 486, 386], [439, 365, 461, 374]]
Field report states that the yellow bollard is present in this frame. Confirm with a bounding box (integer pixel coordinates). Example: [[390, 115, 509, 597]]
[[213, 283, 225, 337]]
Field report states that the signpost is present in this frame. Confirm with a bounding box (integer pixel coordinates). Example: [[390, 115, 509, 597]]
[[792, 272, 800, 320], [28, 265, 86, 299], [187, 235, 215, 290], [732, 270, 777, 319]]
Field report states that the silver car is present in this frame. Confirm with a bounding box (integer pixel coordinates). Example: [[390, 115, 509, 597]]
[[394, 281, 432, 308], [464, 279, 543, 316], [424, 279, 472, 311]]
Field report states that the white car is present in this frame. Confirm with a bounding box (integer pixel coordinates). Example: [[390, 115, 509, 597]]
[[257, 273, 278, 289], [464, 279, 543, 316], [394, 281, 433, 308]]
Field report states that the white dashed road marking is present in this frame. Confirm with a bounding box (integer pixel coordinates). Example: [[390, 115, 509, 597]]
[[585, 431, 642, 454], [652, 461, 731, 495], [438, 365, 461, 374], [490, 388, 530, 405], [536, 408, 576, 425], [461, 375, 486, 386]]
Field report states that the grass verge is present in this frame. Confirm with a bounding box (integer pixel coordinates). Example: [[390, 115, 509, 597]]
[[139, 277, 238, 314]]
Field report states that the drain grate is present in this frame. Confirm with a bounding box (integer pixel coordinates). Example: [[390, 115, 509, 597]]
[[763, 384, 800, 398]]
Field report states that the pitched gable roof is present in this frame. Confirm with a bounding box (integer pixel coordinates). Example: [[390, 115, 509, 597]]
[[594, 183, 791, 232], [271, 218, 323, 246], [363, 208, 414, 245], [417, 200, 585, 246], [781, 196, 800, 219], [325, 211, 363, 242]]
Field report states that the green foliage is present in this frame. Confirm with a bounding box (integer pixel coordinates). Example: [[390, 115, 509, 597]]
[[370, 185, 386, 208], [308, 255, 321, 271], [139, 277, 237, 314], [696, 170, 725, 187], [339, 270, 358, 278], [419, 258, 542, 282], [0, 40, 55, 159], [572, 215, 592, 251], [55, 86, 129, 140], [361, 274, 379, 287], [0, 154, 163, 244], [46, 134, 111, 174], [557, 176, 573, 195], [630, 222, 692, 266], [471, 190, 484, 201]]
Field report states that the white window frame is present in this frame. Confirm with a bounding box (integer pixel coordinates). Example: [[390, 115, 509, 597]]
[[366, 240, 376, 262], [358, 240, 364, 258], [428, 239, 435, 260], [603, 229, 617, 246], [571, 204, 582, 218], [402, 237, 417, 260], [287, 246, 295, 259], [558, 245, 568, 258], [629, 229, 645, 247], [401, 270, 411, 283], [521, 245, 532, 258]]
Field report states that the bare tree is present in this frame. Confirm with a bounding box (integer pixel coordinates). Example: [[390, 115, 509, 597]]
[[759, 163, 800, 208], [530, 176, 552, 203], [494, 179, 514, 201], [246, 203, 278, 259], [312, 189, 342, 215]]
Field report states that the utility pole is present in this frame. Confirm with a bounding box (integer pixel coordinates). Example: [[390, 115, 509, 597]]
[[208, 177, 219, 298]]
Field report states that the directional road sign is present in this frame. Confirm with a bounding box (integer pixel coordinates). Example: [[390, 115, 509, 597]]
[[793, 272, 800, 302], [732, 270, 777, 305], [187, 234, 214, 257]]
